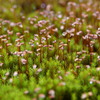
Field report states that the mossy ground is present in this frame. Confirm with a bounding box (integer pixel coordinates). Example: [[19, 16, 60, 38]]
[[0, 0, 100, 100]]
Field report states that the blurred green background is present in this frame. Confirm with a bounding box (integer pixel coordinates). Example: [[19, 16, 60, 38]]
[[0, 0, 85, 19]]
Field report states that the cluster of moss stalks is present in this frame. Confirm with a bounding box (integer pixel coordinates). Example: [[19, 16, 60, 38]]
[[0, 0, 100, 100]]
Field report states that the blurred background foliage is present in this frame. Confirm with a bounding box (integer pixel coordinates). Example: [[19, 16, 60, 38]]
[[0, 0, 99, 19], [0, 0, 86, 18]]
